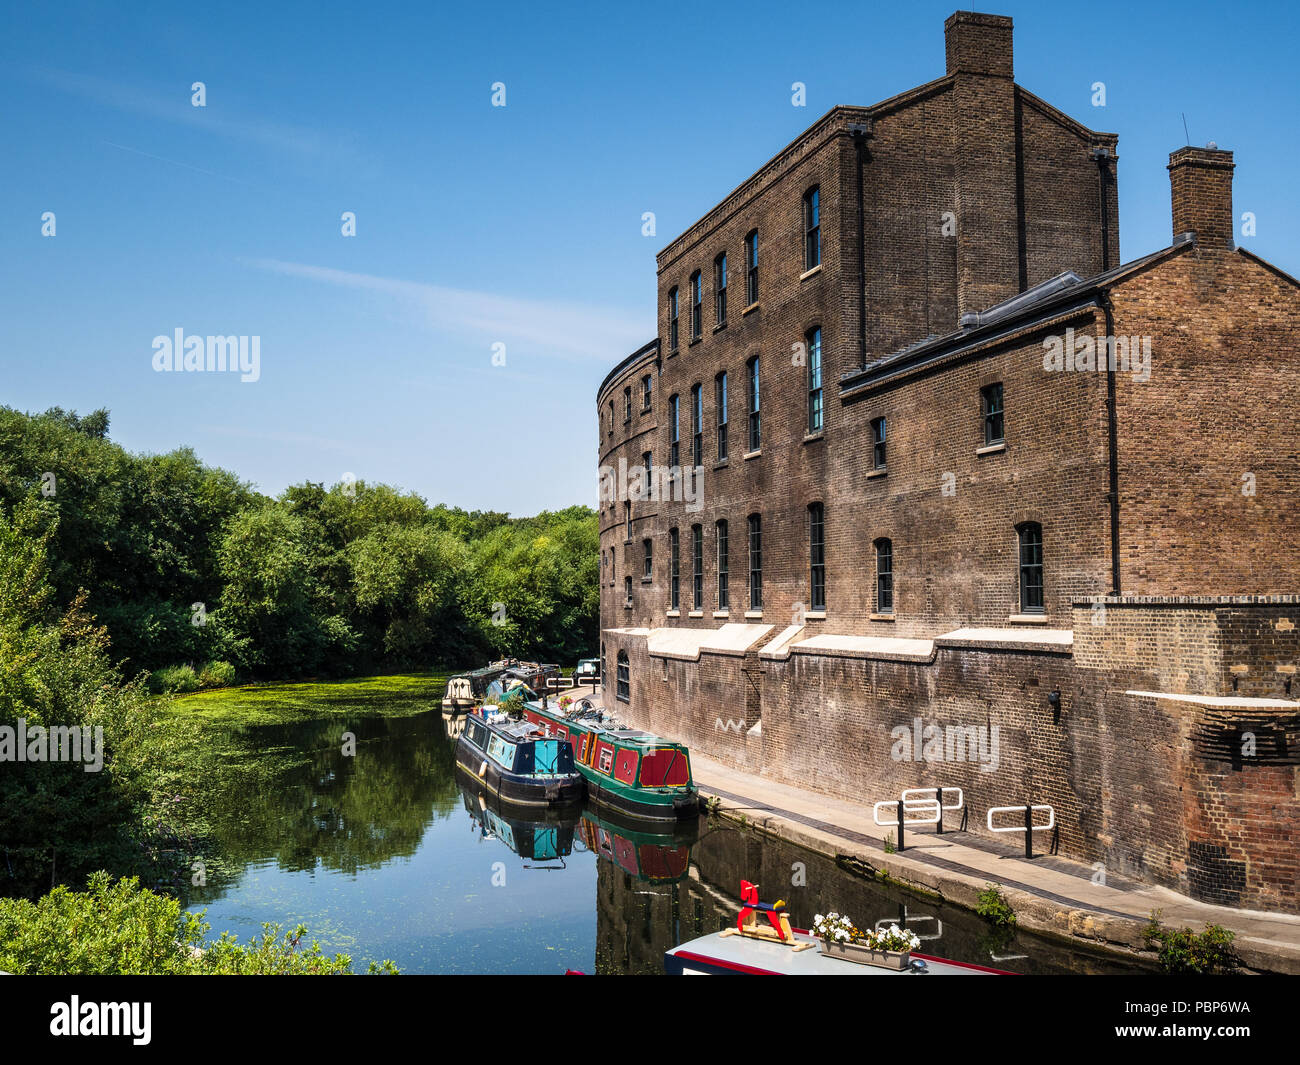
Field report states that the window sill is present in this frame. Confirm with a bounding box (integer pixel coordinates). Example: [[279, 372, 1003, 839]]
[[744, 610, 763, 619], [624, 601, 633, 610], [976, 441, 1006, 456], [804, 611, 826, 620], [866, 467, 886, 479], [688, 610, 704, 618], [803, 432, 824, 444], [615, 695, 629, 704], [688, 337, 702, 348], [712, 610, 729, 619], [641, 576, 653, 584], [666, 609, 680, 618], [800, 264, 823, 282], [641, 405, 652, 414], [713, 321, 727, 334], [1007, 613, 1048, 625], [870, 612, 896, 622], [666, 348, 679, 359], [743, 449, 761, 461], [713, 459, 728, 470], [742, 301, 760, 317]]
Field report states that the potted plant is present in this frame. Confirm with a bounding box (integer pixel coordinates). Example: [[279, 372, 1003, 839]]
[[812, 912, 920, 970]]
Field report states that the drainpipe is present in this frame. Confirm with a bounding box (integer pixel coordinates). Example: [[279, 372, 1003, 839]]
[[1098, 289, 1121, 596], [850, 125, 872, 369]]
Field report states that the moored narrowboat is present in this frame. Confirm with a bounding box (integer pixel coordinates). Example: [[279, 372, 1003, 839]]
[[522, 697, 698, 824], [455, 708, 584, 807], [442, 662, 512, 714]]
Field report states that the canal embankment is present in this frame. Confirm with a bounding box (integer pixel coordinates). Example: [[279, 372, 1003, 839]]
[[685, 749, 1300, 974]]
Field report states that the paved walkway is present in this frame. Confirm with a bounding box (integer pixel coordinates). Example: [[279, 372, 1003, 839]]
[[570, 687, 1300, 973], [688, 749, 1300, 974]]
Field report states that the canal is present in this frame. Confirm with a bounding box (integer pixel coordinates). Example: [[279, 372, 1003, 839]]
[[183, 696, 1153, 974]]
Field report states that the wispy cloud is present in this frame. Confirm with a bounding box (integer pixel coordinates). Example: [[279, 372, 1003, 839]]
[[28, 67, 345, 161], [244, 258, 650, 361]]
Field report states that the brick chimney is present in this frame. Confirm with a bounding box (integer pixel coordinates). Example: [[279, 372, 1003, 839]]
[[945, 11, 1013, 78], [1168, 146, 1235, 249]]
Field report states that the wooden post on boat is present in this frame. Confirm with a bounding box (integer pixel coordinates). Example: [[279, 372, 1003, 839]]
[[896, 799, 905, 852]]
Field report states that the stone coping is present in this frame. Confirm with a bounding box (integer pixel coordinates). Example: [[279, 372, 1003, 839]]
[[934, 627, 1074, 652], [1125, 690, 1300, 710], [783, 632, 936, 663], [1078, 594, 1300, 606], [645, 622, 773, 661]]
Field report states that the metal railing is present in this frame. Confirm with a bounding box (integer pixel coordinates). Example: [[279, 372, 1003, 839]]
[[987, 804, 1056, 858]]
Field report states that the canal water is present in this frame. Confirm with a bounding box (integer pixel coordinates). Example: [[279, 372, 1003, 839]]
[[186, 707, 1153, 974]]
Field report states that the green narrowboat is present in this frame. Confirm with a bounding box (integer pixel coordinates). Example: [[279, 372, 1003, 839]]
[[522, 697, 698, 824]]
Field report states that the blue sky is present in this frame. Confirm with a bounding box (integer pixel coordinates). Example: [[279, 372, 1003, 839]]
[[3, 0, 1297, 514]]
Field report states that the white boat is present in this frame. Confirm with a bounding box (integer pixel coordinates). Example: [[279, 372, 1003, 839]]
[[664, 928, 1007, 975]]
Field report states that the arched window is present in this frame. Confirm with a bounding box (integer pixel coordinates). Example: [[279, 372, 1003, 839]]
[[669, 527, 680, 610], [692, 524, 704, 610], [690, 383, 703, 468], [616, 651, 630, 702], [690, 271, 702, 340], [668, 287, 679, 352], [746, 356, 761, 452], [745, 229, 759, 305], [808, 503, 825, 611], [714, 252, 728, 326], [874, 538, 893, 614], [1017, 522, 1044, 613], [716, 519, 729, 609], [807, 327, 823, 433], [669, 393, 680, 469], [871, 416, 887, 469], [803, 186, 821, 270], [748, 514, 763, 610], [715, 372, 728, 461]]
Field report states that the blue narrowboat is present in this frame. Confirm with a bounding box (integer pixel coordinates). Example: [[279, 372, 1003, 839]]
[[455, 709, 584, 807]]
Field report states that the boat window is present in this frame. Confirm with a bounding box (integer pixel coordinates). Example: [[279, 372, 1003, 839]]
[[599, 745, 614, 773]]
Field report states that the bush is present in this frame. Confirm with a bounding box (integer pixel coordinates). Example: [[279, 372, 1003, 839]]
[[150, 664, 200, 694], [1143, 911, 1239, 974], [976, 884, 1017, 927], [197, 660, 237, 689], [0, 872, 397, 974]]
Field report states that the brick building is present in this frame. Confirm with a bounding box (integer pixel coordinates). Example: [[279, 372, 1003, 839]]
[[596, 12, 1300, 912]]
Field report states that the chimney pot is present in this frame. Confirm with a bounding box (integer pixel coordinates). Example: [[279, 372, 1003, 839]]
[[1168, 145, 1235, 250]]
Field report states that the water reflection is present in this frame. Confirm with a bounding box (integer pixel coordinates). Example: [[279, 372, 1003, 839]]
[[185, 706, 1152, 974]]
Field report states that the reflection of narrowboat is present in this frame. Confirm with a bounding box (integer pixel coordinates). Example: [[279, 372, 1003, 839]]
[[578, 808, 696, 884], [455, 709, 584, 807], [522, 698, 698, 824], [456, 773, 576, 866]]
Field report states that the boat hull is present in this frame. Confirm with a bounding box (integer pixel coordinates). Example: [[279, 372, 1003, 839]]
[[454, 733, 584, 808]]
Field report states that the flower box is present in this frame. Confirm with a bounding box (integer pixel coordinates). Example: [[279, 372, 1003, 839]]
[[819, 941, 912, 970]]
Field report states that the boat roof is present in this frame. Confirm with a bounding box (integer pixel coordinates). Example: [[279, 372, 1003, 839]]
[[666, 930, 1000, 976]]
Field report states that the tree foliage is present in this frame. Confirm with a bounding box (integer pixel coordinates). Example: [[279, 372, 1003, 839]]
[[0, 406, 598, 678]]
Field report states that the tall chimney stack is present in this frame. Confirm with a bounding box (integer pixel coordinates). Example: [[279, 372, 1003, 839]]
[[946, 12, 1019, 317], [945, 10, 1013, 77], [1168, 146, 1235, 249]]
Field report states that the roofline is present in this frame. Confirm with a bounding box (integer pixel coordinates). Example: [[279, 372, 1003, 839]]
[[1238, 246, 1300, 289], [839, 241, 1194, 398], [596, 337, 660, 405]]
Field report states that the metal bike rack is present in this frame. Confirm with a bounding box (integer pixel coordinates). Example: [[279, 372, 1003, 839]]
[[987, 804, 1055, 858], [901, 787, 964, 834], [873, 797, 941, 852]]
